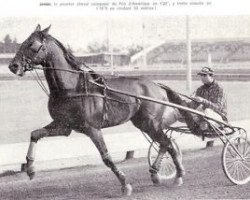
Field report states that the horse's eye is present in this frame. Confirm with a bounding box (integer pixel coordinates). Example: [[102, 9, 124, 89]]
[[27, 43, 36, 51]]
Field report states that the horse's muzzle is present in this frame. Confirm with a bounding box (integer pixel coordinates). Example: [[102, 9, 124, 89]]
[[9, 63, 24, 76], [9, 63, 18, 74]]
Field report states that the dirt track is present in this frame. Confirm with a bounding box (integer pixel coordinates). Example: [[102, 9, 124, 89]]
[[1, 146, 250, 200]]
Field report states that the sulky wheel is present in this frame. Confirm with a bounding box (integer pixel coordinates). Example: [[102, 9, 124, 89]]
[[148, 139, 182, 180], [222, 134, 250, 185]]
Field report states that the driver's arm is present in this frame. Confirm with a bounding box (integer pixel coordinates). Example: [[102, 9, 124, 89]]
[[198, 87, 225, 114]]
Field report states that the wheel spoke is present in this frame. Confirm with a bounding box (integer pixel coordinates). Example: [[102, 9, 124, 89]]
[[226, 158, 237, 166], [240, 161, 250, 181], [230, 138, 248, 159], [238, 141, 244, 154], [163, 165, 170, 176], [161, 153, 176, 178], [164, 158, 174, 171], [163, 163, 173, 176], [225, 151, 238, 161], [227, 146, 238, 158], [240, 161, 250, 173], [239, 162, 249, 180], [243, 156, 250, 162], [238, 162, 245, 181], [236, 162, 241, 180], [243, 140, 247, 154], [229, 161, 239, 179], [226, 160, 235, 176], [168, 162, 175, 172], [244, 141, 250, 154], [159, 159, 175, 178], [243, 145, 250, 157], [163, 153, 170, 159], [225, 153, 238, 164], [240, 141, 249, 155]]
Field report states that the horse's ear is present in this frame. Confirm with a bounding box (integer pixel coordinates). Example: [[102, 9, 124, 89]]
[[41, 25, 51, 35], [34, 24, 41, 32]]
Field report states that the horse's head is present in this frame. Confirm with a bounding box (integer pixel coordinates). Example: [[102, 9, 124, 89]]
[[9, 24, 51, 76]]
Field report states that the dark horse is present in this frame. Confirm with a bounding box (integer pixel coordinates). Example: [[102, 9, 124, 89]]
[[9, 25, 196, 196]]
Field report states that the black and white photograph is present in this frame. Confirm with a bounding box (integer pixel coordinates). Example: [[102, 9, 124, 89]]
[[0, 0, 250, 199]]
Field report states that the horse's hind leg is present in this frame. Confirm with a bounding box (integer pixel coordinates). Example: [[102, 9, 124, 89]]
[[25, 121, 71, 179], [149, 143, 168, 185], [167, 140, 185, 186], [149, 133, 185, 186], [86, 127, 132, 196]]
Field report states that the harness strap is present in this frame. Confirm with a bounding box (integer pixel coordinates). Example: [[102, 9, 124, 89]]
[[83, 71, 89, 96], [51, 91, 139, 106], [102, 80, 109, 123]]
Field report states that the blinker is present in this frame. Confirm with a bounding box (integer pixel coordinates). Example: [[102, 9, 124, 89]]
[[30, 40, 43, 52]]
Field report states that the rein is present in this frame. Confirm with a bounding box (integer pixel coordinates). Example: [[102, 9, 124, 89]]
[[30, 65, 139, 105], [31, 66, 197, 104], [29, 64, 233, 127], [33, 65, 104, 77], [156, 83, 198, 102], [30, 69, 50, 97], [30, 65, 199, 106]]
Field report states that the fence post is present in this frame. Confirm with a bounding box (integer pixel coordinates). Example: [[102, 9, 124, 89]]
[[206, 140, 214, 148], [125, 150, 134, 160]]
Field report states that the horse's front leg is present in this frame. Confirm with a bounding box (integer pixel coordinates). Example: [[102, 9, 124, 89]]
[[86, 127, 132, 196], [25, 121, 72, 179]]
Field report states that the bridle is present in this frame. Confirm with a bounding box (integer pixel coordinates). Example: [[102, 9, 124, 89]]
[[16, 38, 52, 96], [21, 38, 95, 76], [22, 39, 47, 72]]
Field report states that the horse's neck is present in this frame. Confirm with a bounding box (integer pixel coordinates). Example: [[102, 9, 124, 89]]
[[43, 43, 79, 93]]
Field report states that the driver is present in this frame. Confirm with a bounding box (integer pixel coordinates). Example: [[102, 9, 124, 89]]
[[161, 67, 227, 147], [192, 67, 227, 127], [188, 67, 228, 147]]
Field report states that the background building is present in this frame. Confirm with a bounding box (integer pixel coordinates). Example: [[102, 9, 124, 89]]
[[75, 52, 130, 67], [131, 38, 250, 70]]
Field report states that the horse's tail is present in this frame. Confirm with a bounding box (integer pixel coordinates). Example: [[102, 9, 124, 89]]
[[157, 83, 202, 136]]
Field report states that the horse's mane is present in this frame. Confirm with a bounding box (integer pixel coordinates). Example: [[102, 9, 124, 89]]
[[46, 35, 81, 71], [42, 33, 105, 82]]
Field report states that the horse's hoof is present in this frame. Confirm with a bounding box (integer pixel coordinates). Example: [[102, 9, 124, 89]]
[[174, 177, 183, 186], [28, 171, 35, 180], [121, 184, 133, 196], [151, 173, 162, 185], [27, 166, 35, 180]]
